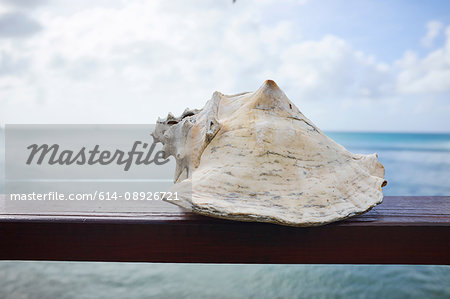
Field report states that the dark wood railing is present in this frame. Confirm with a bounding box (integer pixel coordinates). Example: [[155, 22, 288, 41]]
[[0, 196, 449, 264]]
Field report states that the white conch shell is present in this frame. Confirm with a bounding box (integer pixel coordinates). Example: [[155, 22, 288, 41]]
[[153, 80, 387, 226]]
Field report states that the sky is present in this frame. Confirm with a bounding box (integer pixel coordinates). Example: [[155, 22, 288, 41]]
[[0, 0, 449, 132]]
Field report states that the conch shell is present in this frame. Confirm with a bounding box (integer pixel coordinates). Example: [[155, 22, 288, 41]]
[[153, 80, 386, 226]]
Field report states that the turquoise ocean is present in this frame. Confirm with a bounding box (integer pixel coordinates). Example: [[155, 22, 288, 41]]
[[1, 132, 449, 298]]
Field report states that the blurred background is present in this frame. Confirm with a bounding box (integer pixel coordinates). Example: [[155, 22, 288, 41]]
[[0, 0, 449, 298], [0, 0, 449, 131]]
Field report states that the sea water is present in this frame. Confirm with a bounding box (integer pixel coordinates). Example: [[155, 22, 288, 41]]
[[1, 132, 449, 299]]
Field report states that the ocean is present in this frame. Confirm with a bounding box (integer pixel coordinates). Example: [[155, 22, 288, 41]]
[[1, 132, 449, 299]]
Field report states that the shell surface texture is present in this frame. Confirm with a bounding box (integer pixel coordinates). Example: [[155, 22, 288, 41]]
[[152, 80, 387, 227]]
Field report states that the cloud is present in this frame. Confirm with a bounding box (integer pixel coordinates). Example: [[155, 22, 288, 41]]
[[0, 0, 47, 9], [0, 1, 448, 132], [0, 12, 42, 38], [396, 25, 450, 94], [275, 35, 392, 101], [421, 20, 443, 47], [0, 51, 29, 75]]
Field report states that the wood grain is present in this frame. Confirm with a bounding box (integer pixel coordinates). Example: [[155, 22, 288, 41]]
[[0, 196, 449, 264]]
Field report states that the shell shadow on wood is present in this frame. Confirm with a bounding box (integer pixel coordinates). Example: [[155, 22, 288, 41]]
[[152, 80, 387, 226]]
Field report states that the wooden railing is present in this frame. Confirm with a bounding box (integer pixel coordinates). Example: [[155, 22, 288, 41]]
[[0, 196, 449, 264]]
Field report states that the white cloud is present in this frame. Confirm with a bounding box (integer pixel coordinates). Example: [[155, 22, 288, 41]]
[[396, 26, 450, 94], [421, 20, 443, 47], [0, 12, 42, 38], [275, 35, 392, 101], [0, 1, 449, 132]]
